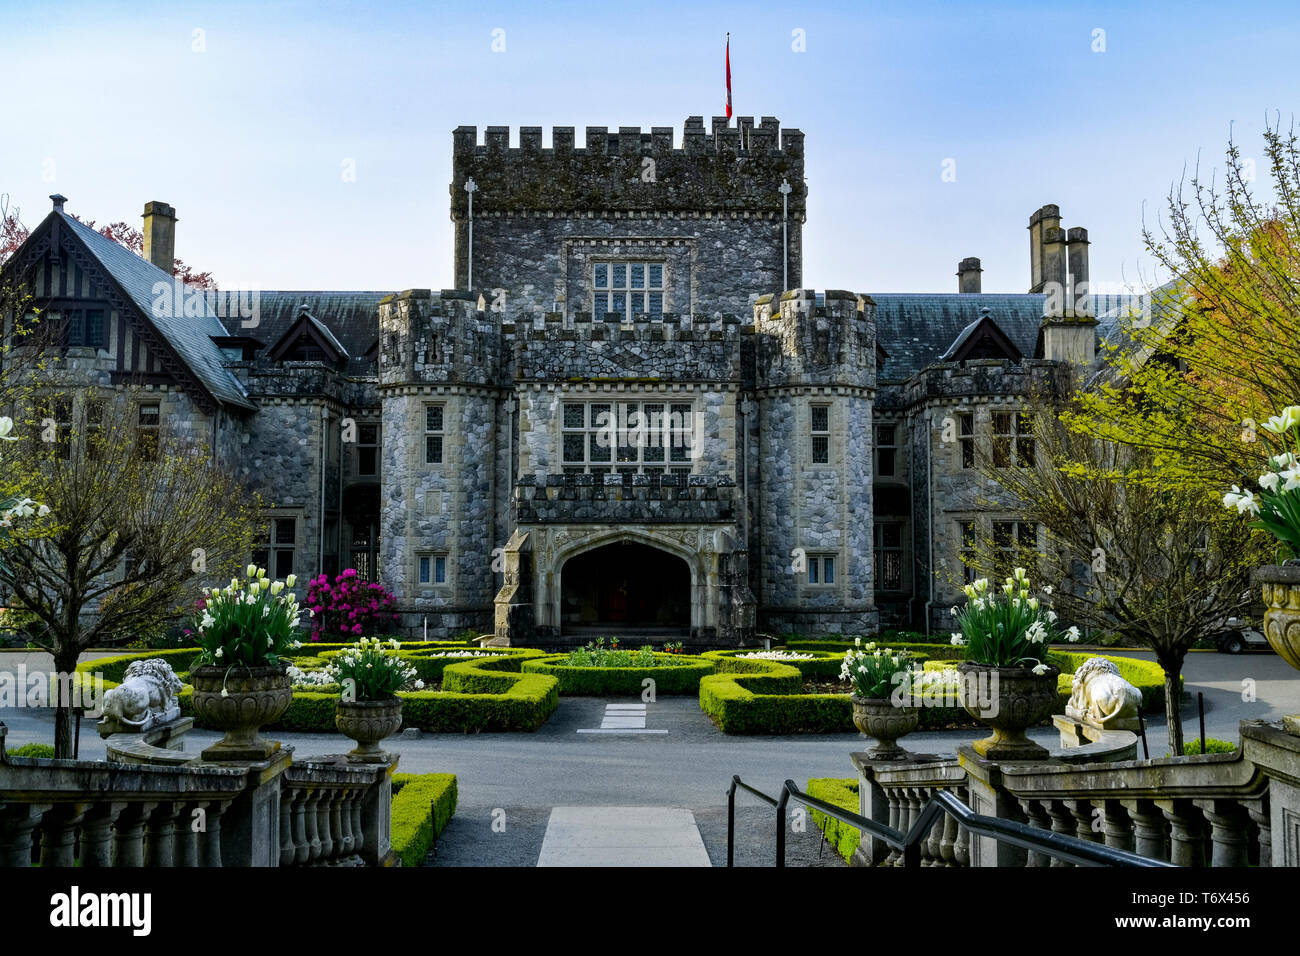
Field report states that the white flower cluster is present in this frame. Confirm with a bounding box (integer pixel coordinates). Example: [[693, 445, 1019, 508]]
[[738, 650, 815, 661], [422, 650, 501, 659], [327, 636, 425, 692], [197, 566, 304, 640], [287, 664, 337, 687], [1225, 406, 1300, 518], [0, 417, 50, 528]]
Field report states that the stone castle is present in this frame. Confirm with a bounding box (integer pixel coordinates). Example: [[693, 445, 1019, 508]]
[[5, 116, 1125, 646]]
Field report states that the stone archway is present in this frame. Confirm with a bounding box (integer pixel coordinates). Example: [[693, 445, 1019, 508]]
[[559, 541, 691, 635]]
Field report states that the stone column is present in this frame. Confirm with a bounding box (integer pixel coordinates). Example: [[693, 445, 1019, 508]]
[[958, 747, 1027, 867], [218, 749, 292, 867]]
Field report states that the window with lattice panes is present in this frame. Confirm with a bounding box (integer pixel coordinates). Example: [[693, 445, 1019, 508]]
[[253, 517, 297, 579], [807, 553, 837, 586], [424, 405, 444, 465], [561, 400, 694, 474], [875, 424, 897, 477], [992, 411, 1034, 468], [593, 262, 665, 321], [993, 520, 1038, 579], [958, 412, 975, 469], [357, 423, 379, 477], [959, 520, 979, 584], [811, 404, 830, 464], [874, 522, 904, 591]]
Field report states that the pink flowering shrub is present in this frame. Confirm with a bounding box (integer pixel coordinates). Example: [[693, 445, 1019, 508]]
[[306, 569, 400, 643]]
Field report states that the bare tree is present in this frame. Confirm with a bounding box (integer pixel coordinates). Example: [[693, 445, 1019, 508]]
[[0, 391, 260, 756], [966, 397, 1270, 753]]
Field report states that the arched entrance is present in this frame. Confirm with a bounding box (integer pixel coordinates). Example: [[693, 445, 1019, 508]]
[[560, 542, 691, 636]]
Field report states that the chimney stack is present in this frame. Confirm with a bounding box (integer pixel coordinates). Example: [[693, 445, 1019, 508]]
[[142, 201, 177, 274], [1041, 225, 1068, 316], [956, 257, 982, 293], [1027, 204, 1060, 293], [50, 194, 67, 212], [1067, 226, 1091, 317]]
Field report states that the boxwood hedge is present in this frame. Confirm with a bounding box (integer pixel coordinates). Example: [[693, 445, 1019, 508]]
[[78, 644, 560, 734], [390, 772, 458, 867], [807, 777, 861, 864], [520, 653, 715, 695], [700, 651, 1174, 735]]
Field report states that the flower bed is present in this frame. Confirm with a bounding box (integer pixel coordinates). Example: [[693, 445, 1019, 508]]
[[78, 643, 560, 734], [704, 648, 848, 680], [391, 773, 458, 867], [521, 652, 716, 695], [698, 651, 1173, 735]]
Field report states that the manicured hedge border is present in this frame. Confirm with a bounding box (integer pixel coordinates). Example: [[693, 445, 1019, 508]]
[[700, 652, 1174, 735], [704, 649, 848, 680], [521, 653, 715, 695], [390, 772, 458, 867], [78, 645, 560, 734], [786, 639, 956, 661], [807, 777, 860, 864]]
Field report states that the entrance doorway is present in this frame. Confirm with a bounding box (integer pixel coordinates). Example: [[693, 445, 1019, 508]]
[[560, 542, 690, 635]]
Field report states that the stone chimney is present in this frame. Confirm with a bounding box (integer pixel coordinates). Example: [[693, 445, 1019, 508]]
[[142, 201, 177, 274], [1067, 226, 1091, 317], [1027, 204, 1060, 293], [1040, 225, 1068, 315], [956, 257, 982, 293], [50, 194, 67, 212]]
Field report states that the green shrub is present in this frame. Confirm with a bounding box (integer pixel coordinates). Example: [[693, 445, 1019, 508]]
[[705, 649, 848, 679], [1182, 737, 1238, 755], [701, 650, 1172, 735], [7, 742, 56, 759], [522, 653, 715, 695], [390, 772, 458, 867], [100, 646, 559, 734], [807, 777, 860, 863]]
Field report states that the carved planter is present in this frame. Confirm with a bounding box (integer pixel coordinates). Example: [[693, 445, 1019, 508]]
[[957, 661, 1060, 761], [1254, 565, 1300, 735], [851, 695, 919, 760], [190, 664, 293, 761], [335, 697, 404, 764]]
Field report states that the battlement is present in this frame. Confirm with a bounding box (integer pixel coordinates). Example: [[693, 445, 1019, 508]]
[[903, 358, 1064, 407], [451, 117, 805, 216], [505, 310, 751, 344]]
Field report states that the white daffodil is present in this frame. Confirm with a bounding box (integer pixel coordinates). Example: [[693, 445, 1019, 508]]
[[1042, 585, 1053, 596], [1032, 663, 1050, 676], [36, 503, 50, 517], [220, 688, 229, 698], [0, 417, 15, 441], [1046, 609, 1058, 623], [1260, 471, 1282, 493], [950, 633, 966, 646], [1026, 620, 1048, 643], [1066, 625, 1081, 643], [1224, 484, 1245, 509], [1262, 406, 1300, 434], [215, 646, 223, 658], [1282, 463, 1300, 493]]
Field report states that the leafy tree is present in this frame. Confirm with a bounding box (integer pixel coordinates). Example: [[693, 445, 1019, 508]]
[[967, 397, 1270, 754], [1075, 120, 1300, 501], [0, 391, 259, 756]]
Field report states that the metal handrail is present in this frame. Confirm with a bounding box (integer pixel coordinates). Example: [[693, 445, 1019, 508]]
[[727, 774, 1176, 868]]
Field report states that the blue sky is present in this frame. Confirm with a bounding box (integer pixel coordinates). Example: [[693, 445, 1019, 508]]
[[2, 1, 1297, 295]]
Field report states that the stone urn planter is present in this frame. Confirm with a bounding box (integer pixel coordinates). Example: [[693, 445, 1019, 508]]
[[190, 664, 293, 761], [1255, 565, 1300, 735], [335, 697, 404, 764], [957, 661, 1060, 761], [851, 695, 919, 760]]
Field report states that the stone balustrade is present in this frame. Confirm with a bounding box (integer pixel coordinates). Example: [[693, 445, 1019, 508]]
[[851, 719, 1300, 867], [0, 720, 396, 868]]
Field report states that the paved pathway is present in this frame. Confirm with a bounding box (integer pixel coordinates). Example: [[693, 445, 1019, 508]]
[[536, 807, 711, 866], [576, 701, 668, 734]]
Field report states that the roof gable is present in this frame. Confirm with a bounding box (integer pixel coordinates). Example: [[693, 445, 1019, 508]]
[[940, 310, 1024, 364], [267, 308, 350, 364], [29, 212, 255, 412]]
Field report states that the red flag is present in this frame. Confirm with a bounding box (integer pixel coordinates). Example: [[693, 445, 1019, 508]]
[[724, 34, 732, 120]]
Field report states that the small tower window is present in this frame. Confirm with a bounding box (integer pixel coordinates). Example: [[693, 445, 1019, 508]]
[[810, 404, 830, 464]]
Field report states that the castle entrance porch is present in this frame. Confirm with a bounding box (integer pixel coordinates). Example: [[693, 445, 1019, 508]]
[[559, 542, 690, 636]]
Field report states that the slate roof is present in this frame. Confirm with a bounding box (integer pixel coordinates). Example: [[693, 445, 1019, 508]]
[[57, 213, 255, 410], [231, 292, 387, 363], [867, 293, 1047, 380]]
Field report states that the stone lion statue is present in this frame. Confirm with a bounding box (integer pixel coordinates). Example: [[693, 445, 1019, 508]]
[[1065, 657, 1142, 730], [98, 658, 184, 736]]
